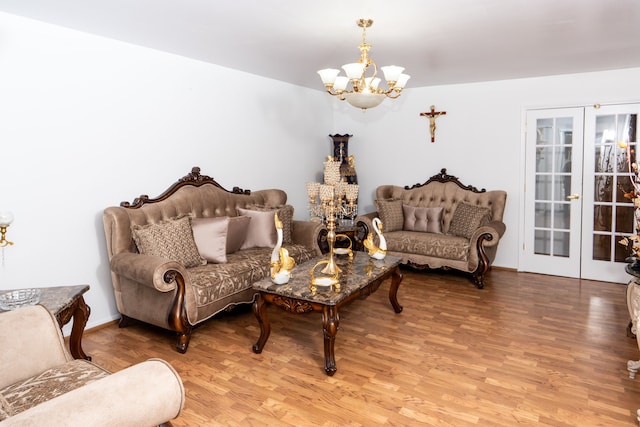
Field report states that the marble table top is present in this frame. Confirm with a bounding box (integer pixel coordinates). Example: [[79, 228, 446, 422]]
[[253, 252, 401, 305], [0, 284, 89, 314]]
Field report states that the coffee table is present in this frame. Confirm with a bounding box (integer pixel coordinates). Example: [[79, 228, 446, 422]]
[[252, 252, 403, 375]]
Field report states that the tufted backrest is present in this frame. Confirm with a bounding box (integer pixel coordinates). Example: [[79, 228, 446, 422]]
[[376, 182, 506, 233], [103, 184, 287, 261]]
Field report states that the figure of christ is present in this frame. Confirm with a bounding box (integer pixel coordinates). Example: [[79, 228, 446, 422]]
[[420, 105, 447, 142]]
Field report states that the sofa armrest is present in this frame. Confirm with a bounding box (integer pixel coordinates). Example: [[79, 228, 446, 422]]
[[109, 252, 188, 292], [292, 220, 326, 256], [3, 359, 185, 427], [469, 220, 506, 248], [355, 212, 379, 236], [467, 220, 507, 275]]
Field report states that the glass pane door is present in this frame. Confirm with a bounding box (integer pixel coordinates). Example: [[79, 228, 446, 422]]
[[582, 104, 640, 283], [521, 108, 583, 278], [533, 117, 573, 257]]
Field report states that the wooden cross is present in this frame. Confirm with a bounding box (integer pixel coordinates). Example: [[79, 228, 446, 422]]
[[420, 105, 447, 142]]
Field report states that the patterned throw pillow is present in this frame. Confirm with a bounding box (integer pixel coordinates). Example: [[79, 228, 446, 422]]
[[402, 205, 444, 233], [245, 204, 294, 244], [191, 217, 229, 263], [132, 216, 206, 268], [448, 202, 491, 239], [375, 199, 404, 232]]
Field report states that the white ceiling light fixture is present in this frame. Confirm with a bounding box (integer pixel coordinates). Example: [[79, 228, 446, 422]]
[[317, 19, 410, 111]]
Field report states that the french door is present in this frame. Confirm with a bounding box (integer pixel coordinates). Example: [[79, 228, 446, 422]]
[[521, 104, 640, 283], [522, 108, 584, 278], [582, 104, 640, 282]]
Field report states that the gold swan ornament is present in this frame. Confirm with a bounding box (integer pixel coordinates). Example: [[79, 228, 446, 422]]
[[363, 217, 387, 260], [270, 213, 295, 284]]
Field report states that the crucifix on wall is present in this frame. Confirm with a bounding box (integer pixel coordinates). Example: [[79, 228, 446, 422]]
[[420, 105, 447, 142]]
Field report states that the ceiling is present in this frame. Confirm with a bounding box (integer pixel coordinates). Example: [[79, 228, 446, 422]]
[[2, 0, 640, 90]]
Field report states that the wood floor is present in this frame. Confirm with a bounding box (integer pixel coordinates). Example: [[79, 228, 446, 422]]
[[82, 268, 640, 426]]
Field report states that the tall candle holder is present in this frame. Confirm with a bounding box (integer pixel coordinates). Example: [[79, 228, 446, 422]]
[[319, 185, 340, 275]]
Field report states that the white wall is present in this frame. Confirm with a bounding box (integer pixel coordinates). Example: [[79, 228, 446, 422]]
[[0, 13, 331, 328], [3, 11, 640, 330], [332, 68, 640, 269]]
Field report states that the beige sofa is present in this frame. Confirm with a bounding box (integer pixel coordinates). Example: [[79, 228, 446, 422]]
[[103, 167, 324, 353], [356, 169, 507, 288], [0, 305, 184, 426]]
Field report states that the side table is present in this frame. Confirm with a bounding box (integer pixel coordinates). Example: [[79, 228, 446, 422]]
[[0, 284, 91, 360], [320, 223, 366, 254]]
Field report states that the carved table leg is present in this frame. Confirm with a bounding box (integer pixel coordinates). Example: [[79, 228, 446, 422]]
[[388, 267, 404, 313], [322, 305, 340, 376], [58, 296, 91, 361], [252, 293, 270, 354]]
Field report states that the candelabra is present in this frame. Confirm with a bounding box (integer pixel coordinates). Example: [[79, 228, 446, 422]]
[[319, 184, 340, 275], [306, 159, 359, 225]]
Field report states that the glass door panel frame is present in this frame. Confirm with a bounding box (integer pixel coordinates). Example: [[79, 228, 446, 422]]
[[520, 108, 584, 278], [582, 104, 640, 283]]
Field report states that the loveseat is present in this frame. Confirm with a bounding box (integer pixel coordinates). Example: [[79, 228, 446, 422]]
[[103, 167, 324, 353], [356, 169, 507, 288], [0, 305, 184, 426]]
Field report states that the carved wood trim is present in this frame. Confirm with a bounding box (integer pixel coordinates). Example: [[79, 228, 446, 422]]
[[272, 296, 315, 314], [164, 269, 192, 353], [120, 166, 252, 208], [405, 253, 490, 290], [404, 168, 486, 193], [470, 232, 494, 289]]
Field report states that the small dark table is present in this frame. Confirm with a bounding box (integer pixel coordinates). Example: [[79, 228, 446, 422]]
[[252, 252, 403, 375], [1, 285, 91, 360]]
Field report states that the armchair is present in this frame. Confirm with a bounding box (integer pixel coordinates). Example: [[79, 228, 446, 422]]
[[0, 305, 184, 426]]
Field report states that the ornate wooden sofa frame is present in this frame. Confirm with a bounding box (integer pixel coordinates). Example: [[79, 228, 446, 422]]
[[103, 167, 324, 353], [356, 169, 507, 288]]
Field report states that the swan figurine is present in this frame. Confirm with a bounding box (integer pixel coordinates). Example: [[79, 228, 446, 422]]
[[270, 213, 295, 284], [363, 218, 387, 260]]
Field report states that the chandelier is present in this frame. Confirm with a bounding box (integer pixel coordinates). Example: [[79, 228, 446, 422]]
[[317, 19, 410, 111]]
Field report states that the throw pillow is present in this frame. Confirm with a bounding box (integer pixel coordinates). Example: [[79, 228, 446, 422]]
[[375, 199, 404, 232], [237, 208, 278, 249], [132, 215, 206, 267], [245, 204, 294, 244], [226, 215, 251, 253], [402, 205, 444, 233], [448, 202, 491, 239], [190, 217, 229, 263]]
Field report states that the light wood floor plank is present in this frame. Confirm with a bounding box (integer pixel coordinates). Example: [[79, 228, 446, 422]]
[[82, 268, 640, 426]]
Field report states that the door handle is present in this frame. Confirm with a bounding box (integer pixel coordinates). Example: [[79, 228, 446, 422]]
[[567, 194, 580, 200]]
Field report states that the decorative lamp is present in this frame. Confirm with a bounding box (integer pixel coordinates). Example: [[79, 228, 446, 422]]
[[0, 212, 14, 248], [317, 19, 410, 111]]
